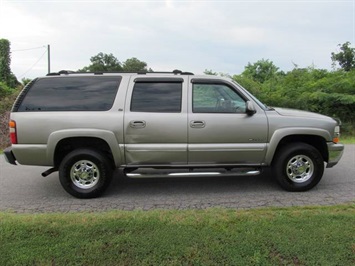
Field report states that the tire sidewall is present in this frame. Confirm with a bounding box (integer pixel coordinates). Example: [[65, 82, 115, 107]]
[[274, 143, 324, 191], [59, 149, 113, 198]]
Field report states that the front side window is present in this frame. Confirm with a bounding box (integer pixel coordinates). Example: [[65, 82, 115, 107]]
[[18, 76, 121, 112], [131, 82, 182, 112], [193, 84, 246, 113]]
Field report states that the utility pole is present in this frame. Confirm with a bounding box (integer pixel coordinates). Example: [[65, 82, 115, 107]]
[[47, 44, 51, 74]]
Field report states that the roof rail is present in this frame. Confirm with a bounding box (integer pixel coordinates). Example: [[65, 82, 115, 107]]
[[46, 69, 194, 76], [46, 70, 76, 76]]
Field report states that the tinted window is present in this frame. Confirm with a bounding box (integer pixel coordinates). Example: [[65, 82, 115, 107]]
[[193, 84, 246, 113], [18, 76, 121, 112], [131, 82, 182, 112]]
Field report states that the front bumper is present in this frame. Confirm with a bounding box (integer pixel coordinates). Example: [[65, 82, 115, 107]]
[[326, 142, 344, 168], [4, 147, 17, 165]]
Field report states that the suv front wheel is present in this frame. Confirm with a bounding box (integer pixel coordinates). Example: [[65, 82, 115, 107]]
[[59, 149, 113, 198], [273, 143, 324, 191]]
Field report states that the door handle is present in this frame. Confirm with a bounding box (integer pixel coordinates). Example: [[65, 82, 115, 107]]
[[190, 120, 205, 128], [130, 120, 146, 128]]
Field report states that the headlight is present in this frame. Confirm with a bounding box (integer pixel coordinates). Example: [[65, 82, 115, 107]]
[[333, 126, 340, 143]]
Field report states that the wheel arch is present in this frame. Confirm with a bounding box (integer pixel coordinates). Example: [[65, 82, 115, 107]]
[[266, 129, 330, 166], [47, 129, 123, 168]]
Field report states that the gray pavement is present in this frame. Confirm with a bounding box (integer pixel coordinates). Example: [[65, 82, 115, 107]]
[[0, 145, 354, 213]]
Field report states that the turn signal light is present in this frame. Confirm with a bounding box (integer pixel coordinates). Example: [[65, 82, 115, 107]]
[[333, 137, 339, 144], [9, 120, 17, 144]]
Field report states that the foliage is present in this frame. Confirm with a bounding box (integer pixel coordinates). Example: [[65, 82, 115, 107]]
[[0, 86, 21, 149], [0, 204, 354, 265], [234, 62, 355, 133], [204, 69, 218, 75], [0, 47, 20, 148], [21, 78, 32, 86], [0, 111, 11, 149], [122, 57, 148, 71], [0, 39, 18, 88], [232, 74, 263, 97], [341, 135, 355, 143], [242, 59, 281, 83], [331, 42, 355, 71], [0, 39, 11, 85], [79, 52, 123, 72], [79, 53, 151, 72], [0, 81, 13, 98]]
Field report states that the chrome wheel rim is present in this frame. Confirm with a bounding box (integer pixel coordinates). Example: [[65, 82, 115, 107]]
[[286, 155, 314, 183], [70, 160, 100, 189]]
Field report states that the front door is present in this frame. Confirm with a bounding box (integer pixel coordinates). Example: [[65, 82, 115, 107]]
[[188, 79, 268, 165]]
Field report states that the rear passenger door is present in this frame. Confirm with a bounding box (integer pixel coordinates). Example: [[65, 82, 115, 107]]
[[124, 77, 188, 166]]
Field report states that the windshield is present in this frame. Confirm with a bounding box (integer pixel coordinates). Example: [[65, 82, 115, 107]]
[[231, 80, 271, 110]]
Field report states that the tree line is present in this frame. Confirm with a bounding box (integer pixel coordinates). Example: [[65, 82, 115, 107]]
[[208, 42, 355, 134], [1, 38, 355, 135]]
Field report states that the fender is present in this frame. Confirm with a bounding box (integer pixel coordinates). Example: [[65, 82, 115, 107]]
[[264, 127, 331, 165], [47, 129, 123, 167]]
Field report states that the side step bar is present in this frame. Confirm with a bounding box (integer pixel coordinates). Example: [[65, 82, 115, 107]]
[[125, 168, 261, 178]]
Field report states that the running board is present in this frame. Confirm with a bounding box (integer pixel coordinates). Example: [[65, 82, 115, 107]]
[[125, 168, 261, 178]]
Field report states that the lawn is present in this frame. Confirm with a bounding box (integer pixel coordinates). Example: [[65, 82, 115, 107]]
[[0, 204, 354, 265], [342, 135, 355, 144]]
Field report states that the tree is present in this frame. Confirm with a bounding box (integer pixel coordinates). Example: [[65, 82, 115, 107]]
[[242, 59, 279, 83], [331, 42, 355, 71], [79, 52, 122, 72], [122, 57, 147, 72], [21, 78, 32, 86], [0, 39, 18, 88], [204, 69, 217, 75]]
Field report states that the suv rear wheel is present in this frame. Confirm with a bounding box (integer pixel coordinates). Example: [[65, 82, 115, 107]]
[[273, 143, 324, 191], [59, 149, 113, 198]]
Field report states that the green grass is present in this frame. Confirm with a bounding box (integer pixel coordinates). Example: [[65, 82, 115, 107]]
[[0, 204, 354, 265], [342, 135, 355, 144]]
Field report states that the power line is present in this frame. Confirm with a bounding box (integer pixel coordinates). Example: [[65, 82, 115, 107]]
[[18, 49, 47, 78], [12, 46, 46, 52]]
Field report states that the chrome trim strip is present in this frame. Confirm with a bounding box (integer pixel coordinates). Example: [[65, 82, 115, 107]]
[[188, 143, 266, 152]]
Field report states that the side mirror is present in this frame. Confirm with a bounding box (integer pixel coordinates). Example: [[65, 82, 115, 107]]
[[246, 101, 256, 116]]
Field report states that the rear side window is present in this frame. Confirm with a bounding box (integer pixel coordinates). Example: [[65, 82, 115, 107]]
[[17, 76, 121, 112], [131, 82, 182, 112]]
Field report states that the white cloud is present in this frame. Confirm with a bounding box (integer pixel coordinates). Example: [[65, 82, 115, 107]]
[[0, 0, 354, 78]]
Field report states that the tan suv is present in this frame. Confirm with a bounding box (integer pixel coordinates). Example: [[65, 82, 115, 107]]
[[4, 70, 344, 198]]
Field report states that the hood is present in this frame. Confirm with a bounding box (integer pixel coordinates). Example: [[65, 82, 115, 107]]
[[273, 107, 334, 121]]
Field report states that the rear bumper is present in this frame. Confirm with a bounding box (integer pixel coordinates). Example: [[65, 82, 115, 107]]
[[4, 147, 17, 165], [326, 142, 344, 168]]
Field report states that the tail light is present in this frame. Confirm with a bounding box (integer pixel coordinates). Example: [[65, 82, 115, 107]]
[[9, 120, 17, 144]]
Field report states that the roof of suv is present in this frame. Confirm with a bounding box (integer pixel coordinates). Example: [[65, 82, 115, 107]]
[[46, 69, 194, 76]]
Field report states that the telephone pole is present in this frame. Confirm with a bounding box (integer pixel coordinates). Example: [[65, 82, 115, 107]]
[[47, 44, 51, 74]]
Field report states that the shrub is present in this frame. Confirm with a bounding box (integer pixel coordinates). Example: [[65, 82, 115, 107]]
[[0, 111, 10, 149], [0, 88, 20, 149]]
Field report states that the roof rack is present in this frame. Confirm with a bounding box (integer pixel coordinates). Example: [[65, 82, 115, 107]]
[[46, 69, 194, 76], [46, 70, 76, 76]]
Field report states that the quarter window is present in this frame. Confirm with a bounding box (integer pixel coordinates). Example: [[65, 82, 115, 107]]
[[131, 82, 182, 112], [17, 76, 121, 112], [193, 84, 246, 113]]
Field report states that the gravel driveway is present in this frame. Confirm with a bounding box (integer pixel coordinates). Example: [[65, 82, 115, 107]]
[[0, 145, 354, 213]]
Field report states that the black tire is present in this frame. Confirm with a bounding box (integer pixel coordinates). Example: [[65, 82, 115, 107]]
[[59, 149, 113, 198], [273, 143, 324, 192]]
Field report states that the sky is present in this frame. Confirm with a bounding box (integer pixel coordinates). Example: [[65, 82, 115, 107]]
[[0, 0, 354, 80]]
